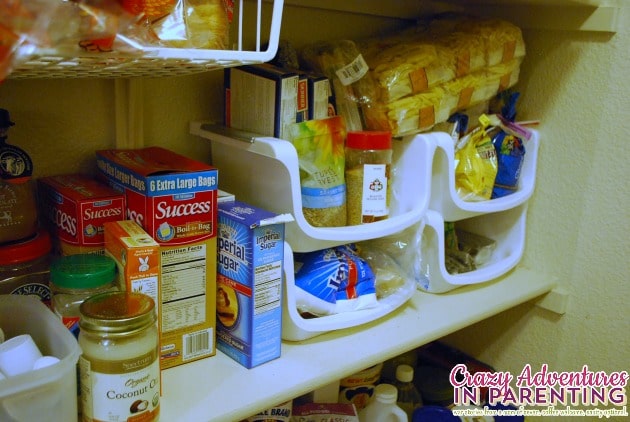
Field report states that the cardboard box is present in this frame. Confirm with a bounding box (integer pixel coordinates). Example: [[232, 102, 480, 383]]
[[37, 174, 126, 256], [217, 200, 291, 368], [224, 63, 299, 140], [104, 220, 160, 321], [96, 147, 219, 370]]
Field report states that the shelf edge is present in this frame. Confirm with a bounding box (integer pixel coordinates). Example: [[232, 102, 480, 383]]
[[160, 265, 556, 422]]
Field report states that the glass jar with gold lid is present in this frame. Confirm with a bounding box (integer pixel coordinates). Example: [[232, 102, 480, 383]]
[[78, 291, 160, 422]]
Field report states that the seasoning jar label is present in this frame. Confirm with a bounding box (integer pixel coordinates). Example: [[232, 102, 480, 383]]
[[360, 164, 388, 218], [79, 350, 160, 421]]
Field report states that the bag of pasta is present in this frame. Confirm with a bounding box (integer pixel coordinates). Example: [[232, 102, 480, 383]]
[[286, 116, 348, 227]]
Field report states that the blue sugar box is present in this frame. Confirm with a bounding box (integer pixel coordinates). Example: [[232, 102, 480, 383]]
[[217, 200, 293, 368]]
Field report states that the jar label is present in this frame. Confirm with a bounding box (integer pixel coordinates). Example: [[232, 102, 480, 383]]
[[360, 164, 388, 218], [80, 351, 160, 422]]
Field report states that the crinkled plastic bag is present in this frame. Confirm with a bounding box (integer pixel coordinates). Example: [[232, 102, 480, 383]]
[[152, 0, 231, 49], [293, 244, 377, 317], [454, 114, 497, 201], [287, 116, 347, 227]]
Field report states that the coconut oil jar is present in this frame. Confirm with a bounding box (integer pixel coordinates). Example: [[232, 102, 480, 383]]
[[78, 291, 160, 422]]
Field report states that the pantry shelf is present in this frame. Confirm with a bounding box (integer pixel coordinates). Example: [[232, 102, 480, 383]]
[[284, 0, 619, 32], [160, 266, 556, 422]]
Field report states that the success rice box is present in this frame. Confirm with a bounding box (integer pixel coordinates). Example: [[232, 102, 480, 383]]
[[217, 200, 291, 368], [38, 174, 126, 256], [96, 147, 218, 370]]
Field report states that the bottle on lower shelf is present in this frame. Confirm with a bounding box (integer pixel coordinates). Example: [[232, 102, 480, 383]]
[[358, 383, 408, 422], [395, 364, 423, 420]]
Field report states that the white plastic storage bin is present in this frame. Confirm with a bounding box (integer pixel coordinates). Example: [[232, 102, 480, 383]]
[[424, 129, 540, 221], [0, 295, 81, 422], [419, 205, 529, 293], [191, 122, 435, 252], [280, 242, 417, 341]]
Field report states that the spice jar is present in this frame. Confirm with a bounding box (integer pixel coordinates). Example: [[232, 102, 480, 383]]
[[79, 291, 160, 422], [50, 253, 117, 338], [0, 229, 52, 304], [0, 108, 38, 244], [344, 131, 393, 225]]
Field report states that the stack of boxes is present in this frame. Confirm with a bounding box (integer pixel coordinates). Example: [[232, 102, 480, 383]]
[[96, 146, 219, 369], [36, 146, 289, 372]]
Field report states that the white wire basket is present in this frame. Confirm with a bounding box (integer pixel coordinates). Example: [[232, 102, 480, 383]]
[[8, 0, 284, 79]]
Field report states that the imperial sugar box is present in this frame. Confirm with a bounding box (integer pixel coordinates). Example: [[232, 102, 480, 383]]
[[38, 174, 126, 256], [217, 200, 291, 368], [96, 147, 218, 370]]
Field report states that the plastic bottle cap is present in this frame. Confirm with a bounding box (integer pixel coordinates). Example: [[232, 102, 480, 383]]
[[0, 229, 51, 266], [346, 131, 392, 150], [374, 383, 398, 403], [396, 364, 414, 383], [50, 254, 116, 289]]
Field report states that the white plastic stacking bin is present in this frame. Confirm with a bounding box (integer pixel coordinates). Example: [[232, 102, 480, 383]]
[[280, 242, 417, 341], [191, 122, 434, 252], [419, 205, 529, 293], [424, 129, 540, 221], [0, 295, 81, 422]]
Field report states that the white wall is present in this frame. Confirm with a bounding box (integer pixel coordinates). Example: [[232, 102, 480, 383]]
[[444, 5, 630, 377]]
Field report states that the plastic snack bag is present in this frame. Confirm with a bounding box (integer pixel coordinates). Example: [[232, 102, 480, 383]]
[[454, 114, 497, 201], [286, 116, 347, 227], [491, 130, 525, 198]]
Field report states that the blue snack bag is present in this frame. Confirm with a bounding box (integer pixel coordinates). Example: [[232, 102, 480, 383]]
[[491, 131, 525, 198]]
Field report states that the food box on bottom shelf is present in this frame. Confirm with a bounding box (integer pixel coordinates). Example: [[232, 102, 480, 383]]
[[0, 295, 81, 422], [217, 200, 292, 368], [96, 146, 219, 370], [38, 173, 126, 256]]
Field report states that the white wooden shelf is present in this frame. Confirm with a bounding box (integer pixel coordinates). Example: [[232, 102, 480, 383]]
[[160, 266, 556, 422], [284, 0, 620, 32]]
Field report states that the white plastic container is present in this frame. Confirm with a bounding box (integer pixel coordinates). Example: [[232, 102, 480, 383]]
[[358, 383, 408, 422], [0, 294, 81, 422], [419, 205, 529, 293], [415, 128, 539, 293], [191, 123, 428, 341], [190, 122, 434, 253], [425, 129, 539, 221], [281, 242, 416, 341]]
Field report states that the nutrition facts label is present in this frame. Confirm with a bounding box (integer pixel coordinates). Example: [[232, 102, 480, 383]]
[[161, 244, 207, 332], [254, 261, 282, 315]]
